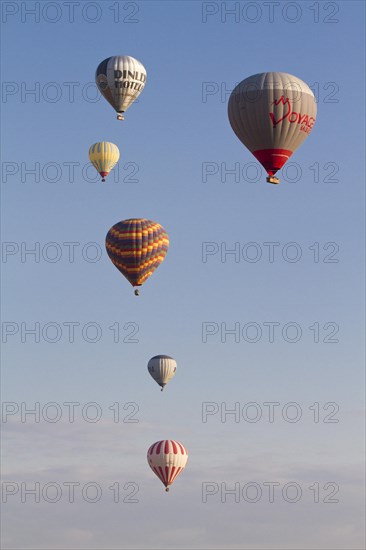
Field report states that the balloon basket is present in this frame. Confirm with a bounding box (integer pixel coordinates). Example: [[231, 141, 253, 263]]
[[117, 114, 125, 121], [134, 289, 140, 296], [266, 176, 280, 184], [165, 487, 169, 492]]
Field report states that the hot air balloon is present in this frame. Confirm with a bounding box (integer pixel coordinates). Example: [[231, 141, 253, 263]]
[[147, 440, 188, 492], [228, 72, 317, 184], [148, 355, 177, 391], [96, 55, 146, 120], [105, 219, 169, 296], [89, 142, 120, 182]]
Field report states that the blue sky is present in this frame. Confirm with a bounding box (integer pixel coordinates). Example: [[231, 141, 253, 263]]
[[1, 1, 365, 548]]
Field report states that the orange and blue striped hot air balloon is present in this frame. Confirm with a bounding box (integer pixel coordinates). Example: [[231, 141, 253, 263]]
[[105, 219, 169, 295]]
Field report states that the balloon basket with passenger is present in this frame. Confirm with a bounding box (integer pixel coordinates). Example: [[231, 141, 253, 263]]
[[266, 175, 280, 184]]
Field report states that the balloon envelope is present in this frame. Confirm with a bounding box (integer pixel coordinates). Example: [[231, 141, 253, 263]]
[[147, 440, 188, 491], [105, 219, 169, 293], [96, 55, 146, 119], [89, 142, 120, 182], [228, 72, 317, 183], [148, 355, 177, 390]]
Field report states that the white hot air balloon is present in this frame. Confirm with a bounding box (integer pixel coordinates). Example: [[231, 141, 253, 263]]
[[228, 72, 317, 184], [147, 355, 177, 391], [95, 55, 147, 120], [147, 440, 188, 492]]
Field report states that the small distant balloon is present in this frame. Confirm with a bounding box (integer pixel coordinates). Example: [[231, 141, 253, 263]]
[[95, 55, 147, 120], [148, 355, 177, 391], [228, 72, 317, 184], [88, 142, 120, 182], [147, 440, 188, 492], [105, 218, 169, 295]]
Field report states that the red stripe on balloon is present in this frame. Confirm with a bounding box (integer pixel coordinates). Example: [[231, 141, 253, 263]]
[[252, 148, 293, 176], [164, 440, 170, 454], [148, 442, 157, 455], [171, 441, 178, 454], [169, 466, 176, 483], [156, 441, 163, 455], [176, 441, 185, 455], [171, 467, 182, 483], [158, 466, 167, 484]]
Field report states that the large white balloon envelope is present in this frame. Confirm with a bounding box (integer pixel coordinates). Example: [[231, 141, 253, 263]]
[[96, 55, 146, 120], [228, 72, 317, 184]]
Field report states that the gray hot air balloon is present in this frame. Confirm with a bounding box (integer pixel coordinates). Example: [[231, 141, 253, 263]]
[[147, 355, 177, 391], [228, 72, 317, 184], [96, 55, 147, 120]]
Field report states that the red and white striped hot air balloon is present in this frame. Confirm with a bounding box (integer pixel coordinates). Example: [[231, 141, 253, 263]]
[[228, 72, 317, 184], [147, 440, 188, 492]]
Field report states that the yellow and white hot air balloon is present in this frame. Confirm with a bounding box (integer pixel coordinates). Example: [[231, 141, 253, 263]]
[[88, 142, 120, 182]]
